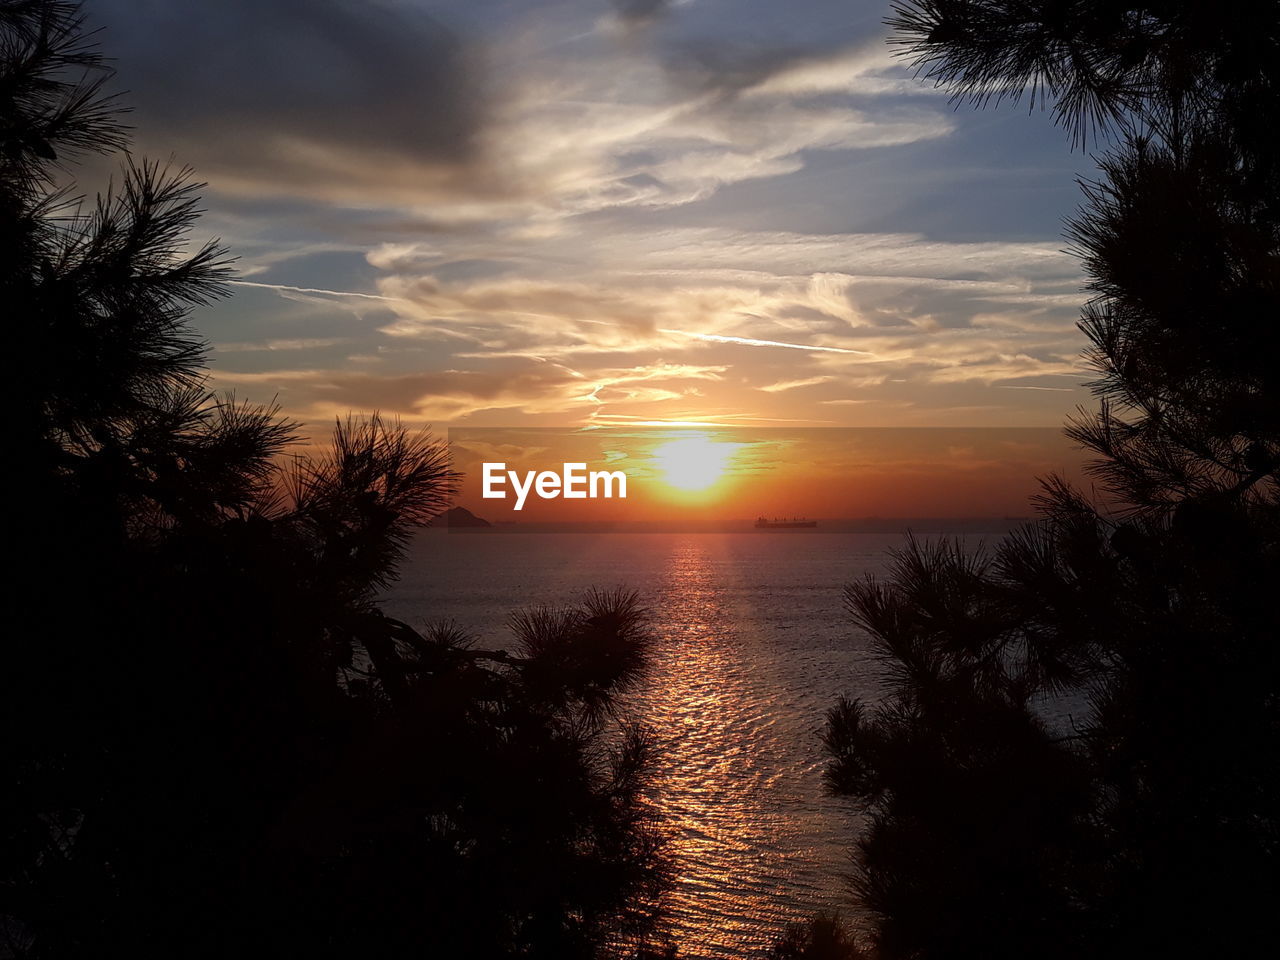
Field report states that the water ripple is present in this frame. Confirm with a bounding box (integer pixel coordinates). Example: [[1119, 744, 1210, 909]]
[[386, 532, 902, 957]]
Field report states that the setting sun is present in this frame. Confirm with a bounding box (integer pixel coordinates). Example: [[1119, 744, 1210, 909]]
[[652, 436, 736, 491]]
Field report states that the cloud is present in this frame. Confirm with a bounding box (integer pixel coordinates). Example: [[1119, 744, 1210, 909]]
[[199, 221, 1074, 426], [917, 353, 1086, 385], [363, 227, 1081, 365], [760, 376, 836, 393], [495, 66, 953, 219], [613, 0, 672, 28], [230, 280, 401, 303], [215, 358, 729, 422], [206, 219, 1085, 428], [89, 0, 488, 202], [215, 363, 591, 421], [87, 0, 953, 224], [659, 329, 869, 354], [215, 338, 349, 352], [94, 0, 1095, 430], [745, 41, 940, 98], [661, 34, 918, 101]]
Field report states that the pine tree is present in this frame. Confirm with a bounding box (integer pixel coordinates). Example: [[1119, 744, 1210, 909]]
[[823, 3, 1279, 957]]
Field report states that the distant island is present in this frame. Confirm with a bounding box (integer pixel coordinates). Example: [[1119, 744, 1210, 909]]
[[426, 506, 492, 528]]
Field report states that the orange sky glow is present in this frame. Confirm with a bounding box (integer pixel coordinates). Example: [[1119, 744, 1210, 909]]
[[449, 426, 1086, 522]]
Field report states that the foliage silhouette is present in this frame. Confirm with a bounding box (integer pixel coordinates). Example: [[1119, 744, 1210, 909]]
[[1, 4, 669, 957], [823, 3, 1280, 959], [767, 914, 865, 960]]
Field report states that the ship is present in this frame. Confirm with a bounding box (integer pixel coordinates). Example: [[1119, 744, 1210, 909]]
[[755, 516, 817, 529]]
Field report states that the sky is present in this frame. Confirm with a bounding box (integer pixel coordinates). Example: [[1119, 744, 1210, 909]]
[[80, 0, 1100, 516]]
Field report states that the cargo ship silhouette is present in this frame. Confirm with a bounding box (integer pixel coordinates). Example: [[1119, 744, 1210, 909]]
[[754, 516, 817, 529]]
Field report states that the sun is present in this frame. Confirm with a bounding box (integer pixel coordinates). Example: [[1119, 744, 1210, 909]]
[[651, 436, 735, 492]]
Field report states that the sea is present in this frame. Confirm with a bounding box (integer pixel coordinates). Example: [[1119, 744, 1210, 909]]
[[383, 526, 1022, 958]]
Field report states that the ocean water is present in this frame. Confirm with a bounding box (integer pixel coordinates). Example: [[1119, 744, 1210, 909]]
[[382, 531, 928, 957]]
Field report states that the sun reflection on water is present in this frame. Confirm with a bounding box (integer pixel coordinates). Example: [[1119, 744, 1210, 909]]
[[629, 536, 857, 958]]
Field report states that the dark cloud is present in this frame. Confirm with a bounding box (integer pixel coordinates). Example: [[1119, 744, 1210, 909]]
[[87, 0, 488, 196], [654, 26, 890, 110], [664, 38, 815, 98], [614, 0, 672, 27]]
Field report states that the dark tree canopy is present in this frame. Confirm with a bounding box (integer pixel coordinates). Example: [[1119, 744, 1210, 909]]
[[823, 3, 1280, 959], [767, 914, 865, 960], [887, 0, 1280, 150], [1, 4, 670, 957]]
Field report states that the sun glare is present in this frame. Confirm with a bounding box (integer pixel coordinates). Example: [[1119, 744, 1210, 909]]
[[652, 436, 735, 492]]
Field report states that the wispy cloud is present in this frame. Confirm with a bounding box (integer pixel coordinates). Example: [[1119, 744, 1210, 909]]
[[759, 376, 836, 392], [215, 337, 349, 352], [660, 329, 869, 354], [230, 280, 401, 303]]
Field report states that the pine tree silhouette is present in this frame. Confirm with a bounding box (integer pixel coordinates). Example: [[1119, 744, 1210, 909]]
[[821, 4, 1279, 958]]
